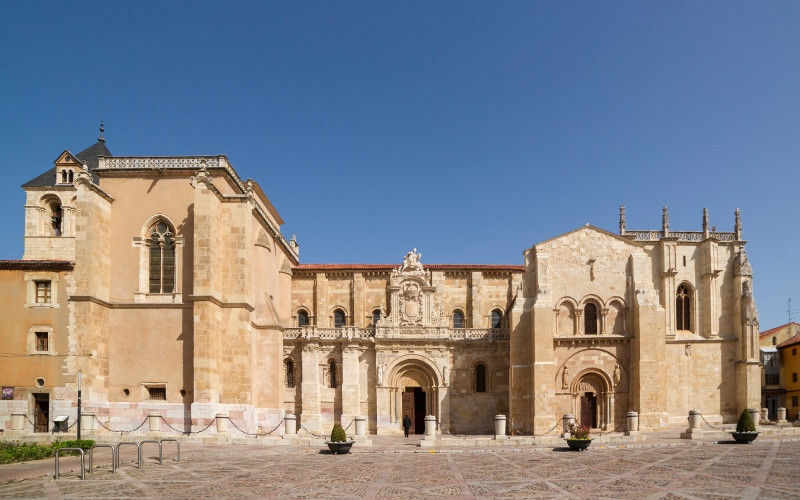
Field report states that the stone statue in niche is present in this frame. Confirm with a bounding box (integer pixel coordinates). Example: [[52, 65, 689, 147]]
[[442, 365, 448, 384], [742, 281, 758, 323], [613, 364, 621, 386], [562, 365, 569, 389], [401, 248, 423, 272], [377, 364, 384, 386]]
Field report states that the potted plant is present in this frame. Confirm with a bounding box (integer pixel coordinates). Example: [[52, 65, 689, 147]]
[[731, 408, 759, 444], [325, 423, 354, 454], [566, 422, 592, 451]]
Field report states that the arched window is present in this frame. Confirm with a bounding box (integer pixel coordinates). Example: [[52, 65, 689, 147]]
[[148, 221, 175, 293], [491, 309, 502, 329], [453, 309, 464, 329], [297, 310, 309, 327], [475, 363, 486, 393], [67, 170, 74, 183], [676, 284, 692, 330], [584, 303, 598, 335], [328, 360, 337, 388], [50, 202, 63, 237], [61, 170, 68, 183], [284, 360, 295, 388], [372, 309, 381, 326], [333, 309, 346, 328]]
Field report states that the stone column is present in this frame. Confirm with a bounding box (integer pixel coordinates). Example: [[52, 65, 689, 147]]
[[354, 416, 367, 436], [81, 412, 95, 432], [494, 414, 507, 439], [300, 342, 322, 433], [148, 412, 161, 432], [625, 411, 639, 436], [285, 414, 297, 434], [216, 413, 228, 433], [778, 407, 787, 423], [424, 415, 436, 436], [340, 345, 361, 426]]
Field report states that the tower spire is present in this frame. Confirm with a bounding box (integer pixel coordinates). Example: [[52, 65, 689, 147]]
[[662, 206, 669, 237], [98, 121, 105, 143], [619, 205, 626, 235], [734, 208, 742, 240], [702, 207, 709, 239]]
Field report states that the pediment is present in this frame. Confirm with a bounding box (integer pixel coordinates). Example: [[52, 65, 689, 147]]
[[534, 224, 644, 250], [54, 150, 82, 166]]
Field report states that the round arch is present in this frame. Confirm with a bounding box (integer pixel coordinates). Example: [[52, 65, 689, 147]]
[[384, 354, 443, 434]]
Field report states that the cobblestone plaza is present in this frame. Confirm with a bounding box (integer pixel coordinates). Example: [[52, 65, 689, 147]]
[[2, 437, 799, 498]]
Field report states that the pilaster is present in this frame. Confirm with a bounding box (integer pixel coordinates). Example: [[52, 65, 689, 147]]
[[300, 341, 322, 432], [340, 344, 361, 425], [470, 271, 483, 328]]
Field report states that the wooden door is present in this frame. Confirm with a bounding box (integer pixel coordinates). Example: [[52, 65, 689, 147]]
[[34, 394, 49, 433], [402, 390, 415, 433], [580, 393, 597, 428]]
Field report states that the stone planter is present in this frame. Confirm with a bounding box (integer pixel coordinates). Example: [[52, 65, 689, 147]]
[[325, 441, 354, 454], [731, 431, 758, 444], [566, 439, 591, 451]]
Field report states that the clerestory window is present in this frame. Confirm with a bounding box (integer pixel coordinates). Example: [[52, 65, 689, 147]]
[[148, 222, 175, 293], [475, 363, 486, 393], [584, 303, 598, 335], [333, 309, 346, 328], [453, 309, 465, 329], [491, 309, 502, 329], [297, 310, 309, 327]]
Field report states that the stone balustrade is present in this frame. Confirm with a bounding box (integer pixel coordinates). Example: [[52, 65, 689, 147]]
[[283, 326, 509, 341]]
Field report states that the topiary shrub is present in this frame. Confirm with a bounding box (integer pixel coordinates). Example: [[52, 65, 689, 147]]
[[736, 408, 756, 433], [330, 423, 347, 443]]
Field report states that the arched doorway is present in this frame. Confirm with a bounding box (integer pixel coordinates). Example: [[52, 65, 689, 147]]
[[572, 371, 610, 429], [385, 357, 441, 435]]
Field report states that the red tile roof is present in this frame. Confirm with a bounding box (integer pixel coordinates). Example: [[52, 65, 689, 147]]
[[759, 322, 800, 339], [0, 260, 74, 271], [776, 333, 800, 350], [294, 264, 525, 271]]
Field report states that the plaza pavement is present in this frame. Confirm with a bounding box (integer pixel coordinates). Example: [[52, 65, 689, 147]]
[[2, 430, 800, 498]]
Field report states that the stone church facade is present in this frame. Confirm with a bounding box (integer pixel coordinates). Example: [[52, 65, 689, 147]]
[[0, 132, 761, 437]]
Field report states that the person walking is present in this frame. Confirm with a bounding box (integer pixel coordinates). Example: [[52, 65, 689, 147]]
[[403, 414, 411, 438]]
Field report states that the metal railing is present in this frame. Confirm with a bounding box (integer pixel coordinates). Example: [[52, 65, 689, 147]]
[[284, 326, 509, 341], [54, 448, 85, 480], [140, 440, 163, 466], [89, 444, 116, 474]]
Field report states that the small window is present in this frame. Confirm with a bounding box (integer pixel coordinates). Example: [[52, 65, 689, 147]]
[[147, 387, 166, 400], [766, 373, 779, 385], [793, 396, 799, 407], [475, 363, 486, 393], [794, 373, 798, 383], [676, 284, 692, 331], [285, 360, 295, 388], [35, 332, 49, 352], [328, 360, 337, 388], [491, 309, 502, 329], [333, 309, 345, 328], [35, 281, 52, 304], [297, 310, 309, 327], [793, 348, 797, 356], [67, 170, 74, 183], [50, 203, 62, 237], [584, 303, 598, 335], [773, 337, 777, 345], [683, 255, 686, 266], [372, 309, 381, 326], [453, 309, 464, 329]]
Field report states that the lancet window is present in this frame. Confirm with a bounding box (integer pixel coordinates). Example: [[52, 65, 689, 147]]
[[676, 283, 692, 331], [584, 303, 598, 334], [148, 221, 175, 293]]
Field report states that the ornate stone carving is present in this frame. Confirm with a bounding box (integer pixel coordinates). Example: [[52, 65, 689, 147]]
[[400, 248, 423, 272], [383, 250, 445, 329], [613, 364, 621, 386], [735, 250, 753, 277], [562, 366, 569, 389]]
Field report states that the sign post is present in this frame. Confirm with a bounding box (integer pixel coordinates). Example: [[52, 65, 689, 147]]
[[77, 371, 82, 440]]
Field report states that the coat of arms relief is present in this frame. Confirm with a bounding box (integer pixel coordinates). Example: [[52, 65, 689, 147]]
[[382, 249, 444, 329]]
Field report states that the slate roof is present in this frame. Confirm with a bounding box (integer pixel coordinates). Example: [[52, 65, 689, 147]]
[[22, 140, 111, 188]]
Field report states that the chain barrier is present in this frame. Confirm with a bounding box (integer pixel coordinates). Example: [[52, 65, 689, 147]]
[[300, 424, 329, 439], [699, 412, 723, 430], [261, 416, 286, 435], [596, 419, 626, 436], [534, 421, 561, 437], [67, 419, 78, 430], [343, 418, 354, 432], [227, 418, 259, 438], [93, 415, 149, 434]]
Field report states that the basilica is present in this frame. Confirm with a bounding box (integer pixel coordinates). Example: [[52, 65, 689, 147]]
[[0, 130, 762, 437]]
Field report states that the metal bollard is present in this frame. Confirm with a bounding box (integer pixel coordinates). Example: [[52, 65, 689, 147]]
[[140, 440, 163, 466], [116, 442, 141, 469], [161, 438, 180, 461], [55, 448, 85, 480], [89, 444, 116, 474]]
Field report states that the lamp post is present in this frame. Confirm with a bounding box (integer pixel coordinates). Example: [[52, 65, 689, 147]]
[[77, 371, 82, 440]]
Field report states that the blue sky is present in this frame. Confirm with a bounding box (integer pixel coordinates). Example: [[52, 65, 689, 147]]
[[1, 2, 798, 329]]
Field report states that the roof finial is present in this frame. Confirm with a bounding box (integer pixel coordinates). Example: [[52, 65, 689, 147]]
[[702, 207, 709, 239], [662, 205, 669, 237], [619, 205, 626, 235], [98, 121, 105, 143], [734, 208, 742, 240]]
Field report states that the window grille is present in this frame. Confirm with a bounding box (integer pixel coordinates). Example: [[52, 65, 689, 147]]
[[148, 387, 166, 400], [285, 360, 295, 388], [372, 309, 381, 326]]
